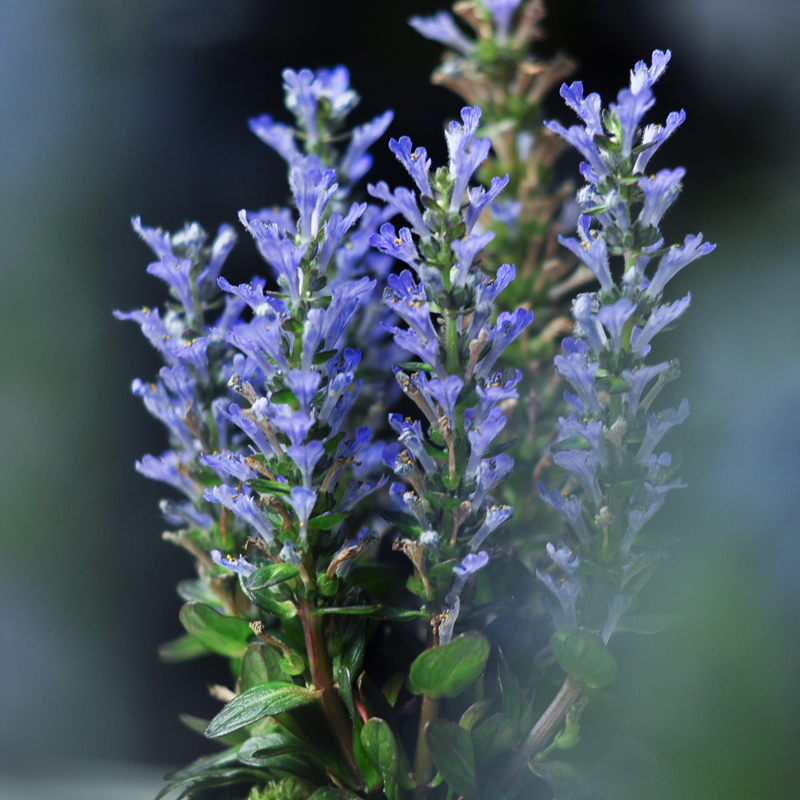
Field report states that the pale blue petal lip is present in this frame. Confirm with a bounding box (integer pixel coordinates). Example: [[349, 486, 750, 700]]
[[408, 12, 475, 55], [211, 549, 256, 578]]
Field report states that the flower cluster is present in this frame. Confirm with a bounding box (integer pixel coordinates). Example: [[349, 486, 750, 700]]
[[538, 50, 714, 635], [369, 105, 533, 643]]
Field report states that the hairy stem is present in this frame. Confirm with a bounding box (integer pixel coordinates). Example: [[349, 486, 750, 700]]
[[298, 599, 363, 789]]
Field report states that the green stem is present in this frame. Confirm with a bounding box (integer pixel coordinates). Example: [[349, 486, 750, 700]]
[[413, 693, 440, 795], [445, 313, 459, 374], [299, 599, 363, 789]]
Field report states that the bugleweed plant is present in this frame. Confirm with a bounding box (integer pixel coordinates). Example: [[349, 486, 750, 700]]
[[117, 2, 714, 798]]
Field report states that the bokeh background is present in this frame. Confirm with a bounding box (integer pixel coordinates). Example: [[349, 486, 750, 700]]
[[2, 0, 799, 797]]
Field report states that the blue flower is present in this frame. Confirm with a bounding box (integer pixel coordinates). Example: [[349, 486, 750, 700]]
[[340, 110, 394, 186], [536, 542, 581, 629], [638, 167, 685, 229], [482, 0, 522, 39], [571, 294, 607, 355], [468, 504, 513, 551], [287, 370, 322, 416], [465, 174, 509, 234], [248, 114, 302, 166], [200, 452, 257, 483], [368, 181, 431, 240], [369, 223, 420, 269], [556, 415, 608, 467], [452, 551, 489, 593], [471, 370, 522, 428], [428, 375, 464, 429], [553, 449, 604, 508], [629, 50, 671, 94], [636, 399, 689, 463], [445, 107, 492, 213], [205, 484, 276, 544], [474, 309, 534, 380], [466, 407, 507, 476], [544, 121, 608, 179], [610, 87, 655, 158], [287, 441, 325, 488], [316, 202, 367, 274], [559, 81, 603, 137], [218, 276, 284, 318], [553, 338, 603, 416], [289, 485, 317, 544], [131, 379, 196, 454], [273, 412, 315, 447], [136, 451, 198, 500], [597, 299, 636, 354], [289, 155, 338, 245], [558, 215, 613, 293], [388, 136, 433, 197], [630, 294, 691, 357], [450, 231, 496, 287], [226, 316, 288, 379], [646, 234, 716, 298], [538, 484, 592, 547], [211, 549, 257, 578], [634, 109, 686, 173], [408, 12, 475, 55], [470, 454, 514, 508], [621, 362, 671, 416]]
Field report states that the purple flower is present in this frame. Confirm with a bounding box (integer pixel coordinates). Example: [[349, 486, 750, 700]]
[[273, 412, 315, 447], [160, 499, 213, 530], [279, 540, 303, 567], [646, 234, 716, 298], [146, 254, 195, 319], [571, 294, 607, 355], [610, 87, 655, 159], [172, 337, 210, 383], [340, 110, 394, 186], [621, 362, 671, 416], [218, 276, 284, 318], [554, 338, 603, 416], [450, 231, 496, 287], [288, 485, 317, 543], [445, 107, 492, 213], [428, 375, 464, 429], [131, 216, 173, 259], [556, 415, 608, 467], [558, 215, 613, 293], [482, 0, 522, 39], [369, 223, 420, 269], [211, 549, 257, 578], [470, 454, 514, 508], [287, 440, 325, 488], [226, 316, 288, 379], [636, 399, 689, 463], [282, 68, 319, 144], [289, 155, 338, 245], [553, 449, 603, 508], [388, 414, 437, 473], [316, 202, 367, 274], [629, 50, 672, 94], [204, 484, 276, 544], [113, 307, 177, 363], [238, 213, 306, 306], [465, 174, 509, 234], [287, 370, 321, 415], [136, 451, 197, 500], [597, 299, 636, 354], [538, 484, 591, 547], [630, 294, 691, 357], [468, 504, 513, 551], [408, 12, 475, 55], [368, 181, 431, 241], [474, 309, 534, 380], [200, 452, 257, 483], [131, 379, 196, 454], [338, 475, 389, 513], [544, 121, 608, 179], [222, 403, 273, 458], [453, 551, 490, 593], [248, 114, 302, 166], [472, 370, 522, 428], [536, 542, 581, 630], [559, 81, 603, 137], [634, 109, 686, 173], [466, 407, 507, 476], [301, 308, 325, 371], [388, 136, 432, 197], [638, 168, 685, 229]]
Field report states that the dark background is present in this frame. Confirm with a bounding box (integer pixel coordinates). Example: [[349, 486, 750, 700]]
[[1, 1, 799, 797]]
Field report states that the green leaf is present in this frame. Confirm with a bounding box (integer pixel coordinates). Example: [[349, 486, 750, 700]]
[[409, 632, 491, 699], [374, 607, 429, 621], [310, 604, 382, 615], [426, 719, 479, 799], [498, 649, 521, 728], [307, 790, 361, 800], [381, 672, 405, 708], [483, 437, 518, 458], [179, 603, 253, 659], [242, 585, 298, 619], [323, 430, 346, 454], [282, 317, 304, 335], [550, 629, 617, 689], [246, 563, 300, 591], [270, 388, 298, 406], [614, 613, 681, 634], [177, 578, 223, 606], [311, 348, 339, 366], [380, 509, 422, 537], [248, 478, 292, 495], [154, 768, 269, 800], [424, 492, 463, 511], [158, 633, 211, 663], [595, 375, 630, 394], [550, 436, 591, 453], [471, 713, 517, 763], [427, 560, 458, 579], [205, 682, 319, 738], [237, 734, 324, 782], [307, 512, 349, 530], [458, 700, 492, 732], [397, 360, 433, 372], [165, 747, 240, 780], [360, 718, 411, 800], [239, 643, 291, 691]]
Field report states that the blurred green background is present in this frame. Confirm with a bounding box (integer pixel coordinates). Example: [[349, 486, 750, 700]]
[[1, 0, 798, 796]]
